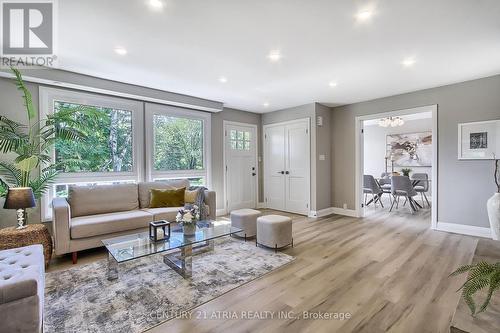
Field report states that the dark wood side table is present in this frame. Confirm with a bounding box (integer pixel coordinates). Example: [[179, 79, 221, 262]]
[[0, 224, 53, 267]]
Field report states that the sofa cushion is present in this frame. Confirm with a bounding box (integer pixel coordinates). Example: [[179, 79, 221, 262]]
[[68, 183, 139, 218], [71, 210, 153, 239], [138, 180, 190, 208], [150, 188, 186, 208], [142, 207, 181, 221]]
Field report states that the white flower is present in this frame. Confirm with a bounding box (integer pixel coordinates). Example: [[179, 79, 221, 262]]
[[184, 212, 193, 222], [176, 212, 182, 222]]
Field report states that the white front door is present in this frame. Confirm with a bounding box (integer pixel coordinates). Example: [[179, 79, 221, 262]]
[[224, 123, 257, 211]]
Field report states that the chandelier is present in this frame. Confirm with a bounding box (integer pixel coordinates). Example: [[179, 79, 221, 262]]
[[378, 116, 404, 127]]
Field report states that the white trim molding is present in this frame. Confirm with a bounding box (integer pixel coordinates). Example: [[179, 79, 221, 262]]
[[308, 207, 359, 218], [435, 222, 492, 239]]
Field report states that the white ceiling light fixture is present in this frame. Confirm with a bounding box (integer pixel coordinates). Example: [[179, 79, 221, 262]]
[[148, 0, 164, 10], [218, 76, 228, 83], [355, 10, 374, 22], [329, 81, 338, 87], [267, 50, 282, 62], [114, 47, 127, 55], [402, 57, 416, 67], [263, 102, 270, 107], [378, 116, 404, 127]]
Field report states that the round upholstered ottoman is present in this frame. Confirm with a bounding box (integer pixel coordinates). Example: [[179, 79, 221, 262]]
[[256, 215, 293, 252], [230, 208, 261, 240]]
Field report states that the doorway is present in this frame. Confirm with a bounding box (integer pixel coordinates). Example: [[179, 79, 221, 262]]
[[224, 121, 258, 212], [355, 105, 438, 228]]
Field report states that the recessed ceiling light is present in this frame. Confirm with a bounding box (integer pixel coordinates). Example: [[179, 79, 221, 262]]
[[114, 47, 127, 55], [402, 57, 416, 67], [355, 10, 374, 21], [218, 76, 227, 83], [148, 0, 164, 10], [329, 81, 338, 87], [263, 102, 270, 107], [267, 50, 282, 62]]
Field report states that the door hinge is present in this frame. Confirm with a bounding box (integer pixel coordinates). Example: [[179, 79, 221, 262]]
[[361, 129, 364, 134], [306, 203, 309, 208], [265, 134, 267, 139], [306, 128, 308, 134], [265, 197, 268, 202], [225, 130, 227, 136], [225, 165, 228, 172], [226, 200, 228, 207]]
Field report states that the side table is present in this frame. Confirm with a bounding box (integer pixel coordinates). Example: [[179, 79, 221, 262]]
[[0, 224, 53, 267]]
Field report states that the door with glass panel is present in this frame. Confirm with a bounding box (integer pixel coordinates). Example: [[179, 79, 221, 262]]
[[224, 122, 257, 211]]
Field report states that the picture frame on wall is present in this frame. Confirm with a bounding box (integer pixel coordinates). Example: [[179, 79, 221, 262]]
[[458, 120, 500, 160]]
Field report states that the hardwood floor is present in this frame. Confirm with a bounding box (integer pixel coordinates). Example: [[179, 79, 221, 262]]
[[48, 207, 478, 333]]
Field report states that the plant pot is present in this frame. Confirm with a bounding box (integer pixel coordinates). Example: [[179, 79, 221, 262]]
[[487, 193, 500, 240], [182, 223, 196, 236]]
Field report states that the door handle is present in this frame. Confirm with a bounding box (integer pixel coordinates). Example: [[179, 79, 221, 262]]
[[252, 173, 256, 176], [277, 171, 284, 174], [285, 171, 290, 175]]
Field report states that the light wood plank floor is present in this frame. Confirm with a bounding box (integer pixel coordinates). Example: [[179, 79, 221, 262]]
[[49, 208, 478, 333]]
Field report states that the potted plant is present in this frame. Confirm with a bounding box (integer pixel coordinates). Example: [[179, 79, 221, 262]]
[[450, 261, 500, 316], [401, 168, 412, 177], [0, 68, 96, 225], [487, 159, 500, 240], [176, 204, 200, 236]]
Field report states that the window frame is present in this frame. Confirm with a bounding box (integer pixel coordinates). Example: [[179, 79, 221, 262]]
[[39, 87, 144, 221], [145, 103, 211, 188]]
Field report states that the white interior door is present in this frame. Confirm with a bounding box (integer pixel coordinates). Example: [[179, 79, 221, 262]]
[[264, 125, 286, 211], [225, 123, 257, 211], [285, 120, 310, 214], [264, 118, 310, 214]]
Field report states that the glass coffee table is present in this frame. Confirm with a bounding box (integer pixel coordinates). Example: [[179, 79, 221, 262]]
[[102, 220, 242, 280]]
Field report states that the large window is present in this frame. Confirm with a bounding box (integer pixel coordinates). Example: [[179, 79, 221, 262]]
[[40, 88, 143, 221], [146, 104, 211, 186], [54, 101, 134, 173]]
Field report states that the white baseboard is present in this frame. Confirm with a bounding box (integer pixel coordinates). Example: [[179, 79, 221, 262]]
[[308, 207, 359, 218], [435, 222, 492, 239], [216, 209, 227, 217], [257, 202, 266, 209], [331, 207, 360, 218], [308, 207, 335, 218]]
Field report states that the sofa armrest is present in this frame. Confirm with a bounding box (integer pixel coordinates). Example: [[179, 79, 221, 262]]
[[203, 190, 216, 220], [52, 197, 71, 255]]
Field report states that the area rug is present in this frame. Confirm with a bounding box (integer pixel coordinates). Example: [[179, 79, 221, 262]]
[[44, 238, 294, 333]]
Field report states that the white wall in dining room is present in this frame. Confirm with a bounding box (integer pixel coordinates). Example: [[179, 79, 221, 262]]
[[363, 116, 433, 186]]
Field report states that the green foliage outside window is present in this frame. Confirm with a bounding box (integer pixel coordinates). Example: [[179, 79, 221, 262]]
[[54, 102, 133, 173], [154, 115, 203, 171]]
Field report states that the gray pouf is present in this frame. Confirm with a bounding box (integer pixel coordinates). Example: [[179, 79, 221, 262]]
[[230, 208, 261, 240], [256, 215, 293, 252]]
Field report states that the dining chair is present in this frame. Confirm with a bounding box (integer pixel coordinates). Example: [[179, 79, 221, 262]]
[[390, 176, 419, 214], [411, 173, 430, 207], [363, 175, 384, 208]]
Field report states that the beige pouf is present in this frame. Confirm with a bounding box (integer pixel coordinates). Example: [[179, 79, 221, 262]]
[[256, 215, 293, 252], [230, 209, 261, 240]]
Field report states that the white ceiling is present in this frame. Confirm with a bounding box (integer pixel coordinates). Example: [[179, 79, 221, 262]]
[[57, 0, 500, 113]]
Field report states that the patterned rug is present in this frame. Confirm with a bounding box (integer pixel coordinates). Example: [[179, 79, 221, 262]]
[[44, 238, 294, 333]]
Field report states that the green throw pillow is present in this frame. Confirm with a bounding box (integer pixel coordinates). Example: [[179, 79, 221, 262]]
[[150, 188, 186, 208]]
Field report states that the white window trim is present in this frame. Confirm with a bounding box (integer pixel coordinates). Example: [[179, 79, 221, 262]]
[[39, 87, 144, 221], [145, 103, 211, 188]]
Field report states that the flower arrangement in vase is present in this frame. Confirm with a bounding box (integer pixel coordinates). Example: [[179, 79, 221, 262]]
[[176, 204, 200, 236]]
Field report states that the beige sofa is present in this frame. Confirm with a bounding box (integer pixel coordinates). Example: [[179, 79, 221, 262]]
[[52, 180, 215, 263]]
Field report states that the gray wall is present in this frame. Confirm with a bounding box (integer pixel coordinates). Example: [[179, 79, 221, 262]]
[[315, 103, 332, 211], [211, 108, 262, 210], [331, 74, 500, 228]]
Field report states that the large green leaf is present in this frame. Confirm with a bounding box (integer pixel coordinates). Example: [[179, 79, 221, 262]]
[[11, 67, 35, 120], [15, 156, 39, 172], [0, 162, 22, 186], [29, 168, 59, 199]]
